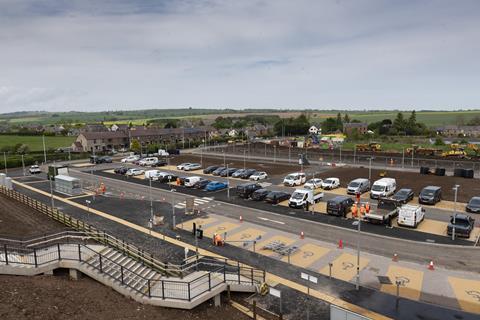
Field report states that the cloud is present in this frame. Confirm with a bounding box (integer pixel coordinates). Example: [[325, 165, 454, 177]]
[[0, 0, 479, 112]]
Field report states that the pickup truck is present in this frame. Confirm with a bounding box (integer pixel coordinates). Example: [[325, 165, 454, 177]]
[[447, 214, 475, 238], [364, 198, 401, 225], [288, 188, 324, 209]]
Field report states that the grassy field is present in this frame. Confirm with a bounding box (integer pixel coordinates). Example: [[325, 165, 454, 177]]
[[0, 135, 75, 152]]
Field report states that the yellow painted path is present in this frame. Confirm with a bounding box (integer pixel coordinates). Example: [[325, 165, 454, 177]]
[[380, 265, 424, 300]]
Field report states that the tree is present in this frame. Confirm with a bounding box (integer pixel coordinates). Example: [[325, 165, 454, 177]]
[[343, 113, 350, 124], [130, 139, 141, 153], [393, 112, 406, 133], [405, 110, 418, 135], [434, 136, 445, 146], [321, 117, 338, 134], [336, 113, 343, 131]]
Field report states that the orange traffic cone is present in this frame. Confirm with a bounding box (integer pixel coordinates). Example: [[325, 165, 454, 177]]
[[300, 231, 305, 239], [338, 239, 343, 249], [428, 260, 434, 270], [392, 253, 398, 262]]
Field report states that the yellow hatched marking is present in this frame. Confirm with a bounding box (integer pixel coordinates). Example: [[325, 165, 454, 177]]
[[448, 277, 480, 314], [380, 265, 424, 300], [319, 253, 369, 282], [281, 243, 330, 268]]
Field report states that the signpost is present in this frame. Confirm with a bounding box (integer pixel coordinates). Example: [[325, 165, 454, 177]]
[[268, 287, 283, 320], [301, 272, 318, 320]]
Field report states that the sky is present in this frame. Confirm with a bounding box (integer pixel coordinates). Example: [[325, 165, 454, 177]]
[[0, 0, 479, 112]]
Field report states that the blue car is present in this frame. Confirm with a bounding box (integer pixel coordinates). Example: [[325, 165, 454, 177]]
[[205, 181, 228, 191]]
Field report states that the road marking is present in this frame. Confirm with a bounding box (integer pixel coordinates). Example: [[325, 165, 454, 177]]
[[380, 265, 424, 300], [203, 222, 241, 238], [281, 243, 330, 268], [448, 277, 480, 313], [319, 253, 369, 282], [258, 217, 285, 225]]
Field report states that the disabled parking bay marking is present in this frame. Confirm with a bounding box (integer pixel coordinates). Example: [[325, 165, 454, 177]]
[[380, 265, 424, 300], [255, 235, 297, 257], [281, 243, 330, 268], [227, 228, 266, 248], [203, 222, 241, 238], [319, 253, 370, 282], [177, 217, 218, 232], [448, 277, 480, 314]]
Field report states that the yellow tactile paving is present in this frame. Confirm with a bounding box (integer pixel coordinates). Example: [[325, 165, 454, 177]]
[[203, 222, 241, 238], [177, 217, 218, 232], [227, 228, 266, 248], [256, 235, 297, 257], [281, 243, 330, 268], [448, 277, 480, 314], [380, 265, 424, 300], [319, 253, 369, 282]]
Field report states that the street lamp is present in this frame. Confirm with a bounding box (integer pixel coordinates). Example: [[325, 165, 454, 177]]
[[452, 184, 460, 240], [355, 192, 361, 291], [368, 157, 373, 182], [149, 177, 154, 234], [171, 188, 176, 229]]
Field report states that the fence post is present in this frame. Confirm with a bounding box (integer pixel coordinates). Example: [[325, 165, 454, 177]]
[[251, 268, 254, 285], [237, 261, 241, 284], [208, 272, 211, 291], [33, 248, 38, 267], [57, 243, 61, 260], [121, 266, 124, 284], [161, 280, 165, 299], [148, 279, 151, 298], [78, 244, 81, 261], [223, 265, 226, 282], [99, 254, 102, 272], [4, 244, 8, 265]]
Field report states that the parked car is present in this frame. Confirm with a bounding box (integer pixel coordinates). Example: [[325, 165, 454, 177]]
[[139, 157, 158, 166], [212, 167, 226, 176], [126, 168, 144, 176], [466, 196, 480, 213], [114, 167, 128, 175], [220, 168, 238, 177], [184, 176, 203, 188], [121, 155, 139, 163], [194, 179, 211, 189], [29, 165, 41, 174], [283, 173, 306, 187], [99, 156, 113, 163], [158, 173, 177, 183], [176, 163, 191, 170], [447, 214, 475, 238], [177, 176, 188, 186], [184, 163, 202, 171], [304, 178, 323, 190], [321, 177, 340, 190], [326, 196, 355, 217], [203, 165, 220, 174], [397, 204, 425, 228], [251, 188, 270, 201], [249, 171, 268, 181], [265, 191, 291, 204], [419, 186, 442, 205], [205, 181, 228, 191], [240, 169, 258, 179], [144, 170, 162, 180], [152, 159, 168, 167], [392, 188, 415, 204], [347, 178, 370, 195], [236, 183, 262, 199], [370, 178, 396, 199], [232, 169, 246, 178]]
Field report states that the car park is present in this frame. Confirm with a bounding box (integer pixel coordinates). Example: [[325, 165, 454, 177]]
[[370, 178, 396, 199], [419, 186, 442, 205], [121, 155, 139, 163], [220, 168, 238, 177], [114, 167, 128, 175], [236, 183, 262, 199], [397, 204, 425, 228], [466, 197, 480, 213], [326, 196, 355, 217], [249, 171, 268, 181], [184, 163, 202, 171], [203, 165, 220, 174], [283, 173, 306, 187], [288, 188, 324, 209], [205, 181, 228, 191], [347, 178, 370, 195], [184, 176, 203, 187], [144, 169, 162, 180], [447, 214, 475, 238], [232, 169, 246, 178], [321, 177, 340, 190], [364, 198, 401, 225], [158, 172, 177, 183], [212, 167, 226, 176], [194, 179, 211, 189], [139, 157, 158, 166], [251, 188, 270, 201], [265, 191, 290, 204], [152, 159, 168, 167], [304, 178, 323, 190], [29, 165, 41, 174], [392, 188, 414, 204], [240, 169, 258, 179], [126, 168, 144, 176], [176, 163, 191, 170]]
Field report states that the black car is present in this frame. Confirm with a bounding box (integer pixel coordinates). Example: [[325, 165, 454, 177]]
[[419, 186, 442, 205], [203, 165, 220, 174], [466, 197, 480, 213], [240, 169, 257, 179], [265, 191, 290, 204], [152, 160, 167, 167], [114, 167, 128, 175], [194, 179, 211, 189], [212, 167, 226, 176], [220, 168, 238, 177], [236, 183, 262, 199], [159, 174, 177, 183], [251, 188, 270, 201], [326, 196, 355, 217], [447, 214, 475, 238], [392, 188, 415, 204]]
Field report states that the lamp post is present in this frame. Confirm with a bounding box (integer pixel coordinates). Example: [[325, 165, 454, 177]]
[[42, 135, 47, 164], [226, 164, 230, 199], [355, 192, 361, 291], [273, 145, 276, 163], [149, 177, 154, 235], [368, 157, 372, 182], [21, 154, 25, 176], [401, 148, 405, 169], [171, 188, 176, 229], [3, 152, 7, 174], [452, 184, 460, 240], [223, 150, 226, 168], [243, 149, 246, 170]]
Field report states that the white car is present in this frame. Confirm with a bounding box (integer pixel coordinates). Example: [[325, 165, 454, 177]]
[[283, 173, 306, 186], [126, 168, 144, 176], [184, 163, 202, 171], [121, 155, 139, 163], [184, 176, 202, 187], [321, 177, 340, 190], [249, 171, 268, 181], [139, 157, 159, 166], [29, 165, 41, 174], [304, 178, 323, 190], [176, 163, 191, 170]]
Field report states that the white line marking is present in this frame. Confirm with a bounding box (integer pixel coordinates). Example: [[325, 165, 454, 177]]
[[258, 217, 285, 225]]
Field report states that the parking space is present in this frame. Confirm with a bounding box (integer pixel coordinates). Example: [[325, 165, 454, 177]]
[[319, 253, 370, 282], [281, 243, 330, 268], [226, 228, 266, 248], [380, 265, 424, 300], [203, 221, 241, 238], [448, 277, 480, 314], [256, 235, 298, 257], [177, 216, 218, 231]]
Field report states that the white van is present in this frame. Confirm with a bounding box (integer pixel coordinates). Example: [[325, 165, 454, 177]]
[[288, 188, 324, 208], [397, 205, 425, 228], [144, 169, 161, 180], [370, 178, 396, 199], [283, 173, 306, 187], [139, 157, 159, 166], [184, 176, 202, 188]]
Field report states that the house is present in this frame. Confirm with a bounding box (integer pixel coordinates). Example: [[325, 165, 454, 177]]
[[436, 125, 480, 137], [81, 124, 109, 132], [228, 129, 239, 137], [110, 124, 129, 132], [343, 122, 368, 135]]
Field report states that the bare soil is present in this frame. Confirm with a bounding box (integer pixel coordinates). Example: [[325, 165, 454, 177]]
[[318, 167, 477, 203]]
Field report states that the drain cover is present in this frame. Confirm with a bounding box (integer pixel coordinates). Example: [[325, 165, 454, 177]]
[[377, 276, 392, 285]]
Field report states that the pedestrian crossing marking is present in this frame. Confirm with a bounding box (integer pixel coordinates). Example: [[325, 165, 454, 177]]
[[174, 197, 213, 209], [380, 265, 424, 300]]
